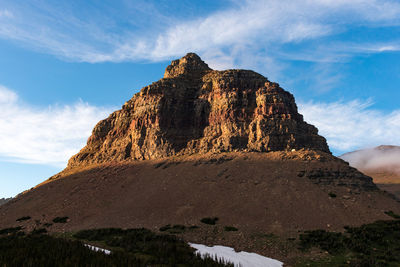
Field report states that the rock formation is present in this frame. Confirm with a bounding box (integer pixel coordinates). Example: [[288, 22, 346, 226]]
[[2, 53, 399, 263], [68, 53, 329, 168]]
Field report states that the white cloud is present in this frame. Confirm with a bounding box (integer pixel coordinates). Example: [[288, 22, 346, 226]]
[[115, 0, 400, 66], [0, 0, 399, 66], [298, 100, 400, 153], [351, 43, 400, 53], [0, 85, 114, 167], [0, 85, 18, 103], [0, 0, 398, 93]]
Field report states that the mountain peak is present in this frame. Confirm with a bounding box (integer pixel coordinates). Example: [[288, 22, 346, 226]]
[[163, 52, 211, 78], [68, 55, 330, 168]]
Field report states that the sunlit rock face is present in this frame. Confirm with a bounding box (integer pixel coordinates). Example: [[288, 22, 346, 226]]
[[68, 53, 330, 168]]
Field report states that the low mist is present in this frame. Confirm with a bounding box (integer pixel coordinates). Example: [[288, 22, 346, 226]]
[[340, 146, 400, 174]]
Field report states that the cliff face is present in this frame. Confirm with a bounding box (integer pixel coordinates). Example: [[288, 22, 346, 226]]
[[68, 53, 329, 168]]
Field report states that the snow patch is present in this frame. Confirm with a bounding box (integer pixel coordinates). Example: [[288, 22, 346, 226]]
[[189, 243, 283, 267], [85, 244, 111, 255]]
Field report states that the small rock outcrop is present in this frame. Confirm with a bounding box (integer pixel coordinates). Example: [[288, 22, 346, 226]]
[[0, 198, 12, 206], [68, 53, 330, 168]]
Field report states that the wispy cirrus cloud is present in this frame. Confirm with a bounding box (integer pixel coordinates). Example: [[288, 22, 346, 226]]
[[0, 85, 114, 167], [348, 43, 400, 53], [0, 0, 398, 93], [0, 0, 399, 66], [299, 99, 400, 154]]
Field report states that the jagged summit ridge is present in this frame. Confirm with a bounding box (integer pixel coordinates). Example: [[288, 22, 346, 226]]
[[68, 53, 330, 168], [164, 53, 211, 78]]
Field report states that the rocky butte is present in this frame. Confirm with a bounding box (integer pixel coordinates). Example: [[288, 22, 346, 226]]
[[68, 53, 329, 167], [1, 53, 399, 263]]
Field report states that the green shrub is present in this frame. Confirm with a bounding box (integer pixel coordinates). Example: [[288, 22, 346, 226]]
[[200, 217, 219, 225], [328, 192, 337, 198], [31, 228, 47, 235], [52, 216, 69, 223], [159, 224, 187, 233], [0, 227, 22, 235], [159, 224, 171, 232], [224, 226, 238, 232], [172, 225, 186, 230], [299, 219, 400, 265], [73, 228, 125, 241], [0, 234, 139, 266], [168, 225, 186, 233], [384, 210, 400, 219], [16, 216, 31, 222], [299, 229, 344, 254], [72, 228, 233, 266]]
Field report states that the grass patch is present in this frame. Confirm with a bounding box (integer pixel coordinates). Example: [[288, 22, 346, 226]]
[[52, 216, 69, 223], [200, 217, 219, 225], [0, 227, 233, 266], [298, 219, 400, 266], [73, 228, 233, 266], [296, 255, 350, 267], [299, 230, 344, 254], [0, 232, 139, 266]]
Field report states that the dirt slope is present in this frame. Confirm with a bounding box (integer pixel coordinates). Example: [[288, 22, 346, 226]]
[[1, 152, 398, 231]]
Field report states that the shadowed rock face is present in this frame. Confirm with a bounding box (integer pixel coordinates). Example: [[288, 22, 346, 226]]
[[68, 53, 330, 168]]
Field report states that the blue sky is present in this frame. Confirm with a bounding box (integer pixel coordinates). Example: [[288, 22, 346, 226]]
[[0, 0, 400, 198]]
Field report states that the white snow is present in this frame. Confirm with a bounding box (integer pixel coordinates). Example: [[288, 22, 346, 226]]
[[189, 243, 283, 267], [85, 244, 111, 255]]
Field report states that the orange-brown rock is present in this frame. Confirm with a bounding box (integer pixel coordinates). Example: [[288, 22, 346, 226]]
[[68, 53, 329, 168]]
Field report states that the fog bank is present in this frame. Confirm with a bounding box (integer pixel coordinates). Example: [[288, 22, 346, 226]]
[[340, 146, 400, 174]]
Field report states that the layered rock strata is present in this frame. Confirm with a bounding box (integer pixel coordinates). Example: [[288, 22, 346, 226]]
[[68, 53, 329, 168]]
